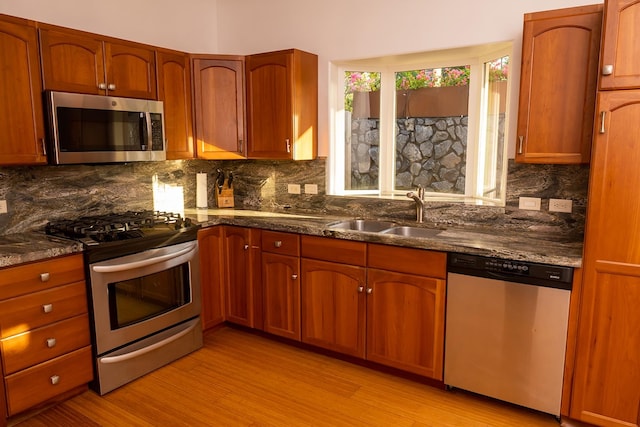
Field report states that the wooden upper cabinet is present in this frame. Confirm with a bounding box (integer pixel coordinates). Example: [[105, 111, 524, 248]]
[[0, 15, 47, 165], [157, 50, 194, 159], [599, 0, 640, 90], [569, 91, 640, 427], [246, 49, 317, 160], [515, 5, 603, 164], [39, 25, 157, 99], [192, 56, 246, 159]]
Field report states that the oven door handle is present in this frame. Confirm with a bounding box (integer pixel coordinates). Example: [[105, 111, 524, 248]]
[[99, 319, 199, 364], [91, 243, 196, 273]]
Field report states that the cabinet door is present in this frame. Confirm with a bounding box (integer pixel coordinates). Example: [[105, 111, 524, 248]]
[[570, 91, 640, 427], [516, 5, 602, 164], [0, 17, 46, 165], [222, 227, 262, 328], [262, 253, 300, 340], [366, 268, 445, 380], [106, 41, 156, 99], [301, 258, 366, 358], [39, 27, 106, 95], [198, 227, 225, 330], [192, 57, 246, 159], [246, 49, 317, 160], [599, 0, 640, 90], [157, 50, 194, 160]]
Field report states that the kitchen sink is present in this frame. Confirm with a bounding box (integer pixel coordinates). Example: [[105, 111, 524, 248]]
[[379, 226, 443, 238], [327, 219, 396, 233]]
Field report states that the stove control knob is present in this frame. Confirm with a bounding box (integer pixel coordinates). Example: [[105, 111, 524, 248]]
[[40, 272, 50, 282]]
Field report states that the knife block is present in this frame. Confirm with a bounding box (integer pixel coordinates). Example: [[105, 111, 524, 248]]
[[215, 180, 234, 208]]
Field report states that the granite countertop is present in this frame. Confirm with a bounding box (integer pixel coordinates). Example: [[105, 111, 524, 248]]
[[0, 208, 583, 269], [0, 232, 84, 268], [185, 208, 583, 268]]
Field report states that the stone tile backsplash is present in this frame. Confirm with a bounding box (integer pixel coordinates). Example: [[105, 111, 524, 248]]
[[0, 158, 588, 243]]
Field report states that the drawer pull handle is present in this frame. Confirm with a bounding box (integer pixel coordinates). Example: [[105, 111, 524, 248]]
[[291, 274, 298, 280], [50, 375, 60, 385], [43, 304, 53, 313], [40, 272, 50, 282], [274, 241, 282, 248], [46, 338, 57, 348]]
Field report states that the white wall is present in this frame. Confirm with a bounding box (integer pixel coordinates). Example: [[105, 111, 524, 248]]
[[0, 0, 219, 53], [216, 0, 604, 157]]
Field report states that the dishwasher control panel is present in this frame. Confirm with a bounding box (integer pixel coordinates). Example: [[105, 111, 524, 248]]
[[448, 253, 573, 290]]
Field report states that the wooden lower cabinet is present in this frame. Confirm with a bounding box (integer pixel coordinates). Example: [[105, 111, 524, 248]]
[[366, 269, 445, 379], [300, 236, 446, 380], [301, 258, 366, 358], [198, 226, 225, 330], [0, 254, 92, 422], [223, 226, 262, 329], [262, 252, 300, 340]]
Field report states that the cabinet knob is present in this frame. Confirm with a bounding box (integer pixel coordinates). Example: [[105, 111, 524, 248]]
[[244, 244, 249, 250], [274, 241, 282, 248], [40, 272, 50, 282], [291, 274, 298, 280], [46, 338, 57, 348], [50, 375, 60, 385], [108, 83, 116, 91], [98, 83, 107, 90], [366, 288, 373, 295], [602, 64, 614, 76], [357, 286, 364, 293], [42, 303, 53, 313]]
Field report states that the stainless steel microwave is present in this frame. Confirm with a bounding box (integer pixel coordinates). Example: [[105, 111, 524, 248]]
[[46, 91, 166, 165]]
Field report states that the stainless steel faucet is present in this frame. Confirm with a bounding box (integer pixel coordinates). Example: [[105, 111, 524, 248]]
[[406, 186, 425, 223]]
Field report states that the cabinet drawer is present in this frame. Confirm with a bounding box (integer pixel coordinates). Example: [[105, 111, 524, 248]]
[[0, 254, 84, 300], [261, 231, 300, 256], [4, 345, 93, 416], [0, 281, 88, 338], [301, 235, 367, 266], [1, 314, 91, 374], [367, 243, 446, 278]]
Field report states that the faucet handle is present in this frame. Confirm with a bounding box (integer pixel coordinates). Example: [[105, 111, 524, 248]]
[[417, 185, 425, 199]]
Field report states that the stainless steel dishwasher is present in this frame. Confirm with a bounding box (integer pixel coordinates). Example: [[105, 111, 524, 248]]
[[444, 253, 573, 416]]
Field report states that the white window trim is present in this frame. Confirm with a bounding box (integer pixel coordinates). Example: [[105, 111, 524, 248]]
[[328, 42, 513, 205]]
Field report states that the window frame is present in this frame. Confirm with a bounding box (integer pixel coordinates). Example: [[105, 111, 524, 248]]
[[328, 43, 513, 206]]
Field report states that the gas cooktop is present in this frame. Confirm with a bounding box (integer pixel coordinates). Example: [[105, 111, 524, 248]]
[[45, 210, 200, 262]]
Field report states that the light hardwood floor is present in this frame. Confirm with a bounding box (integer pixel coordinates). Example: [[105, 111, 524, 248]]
[[14, 327, 560, 426]]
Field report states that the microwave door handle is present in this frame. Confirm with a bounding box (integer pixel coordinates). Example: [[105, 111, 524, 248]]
[[91, 243, 196, 273], [143, 111, 152, 150]]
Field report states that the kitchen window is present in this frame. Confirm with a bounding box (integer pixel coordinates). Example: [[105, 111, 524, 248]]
[[328, 43, 512, 205]]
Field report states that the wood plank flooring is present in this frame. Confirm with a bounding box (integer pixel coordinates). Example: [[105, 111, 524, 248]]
[[14, 327, 560, 426]]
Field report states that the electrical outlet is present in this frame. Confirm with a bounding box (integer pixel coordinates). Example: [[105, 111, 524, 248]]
[[549, 198, 572, 213], [0, 200, 6, 214], [519, 197, 541, 211], [287, 184, 301, 194], [304, 184, 318, 195]]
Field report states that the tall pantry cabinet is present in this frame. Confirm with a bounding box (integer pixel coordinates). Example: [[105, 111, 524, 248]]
[[570, 1, 640, 426]]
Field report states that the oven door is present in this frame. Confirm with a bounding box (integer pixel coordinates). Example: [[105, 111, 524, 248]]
[[89, 240, 201, 356]]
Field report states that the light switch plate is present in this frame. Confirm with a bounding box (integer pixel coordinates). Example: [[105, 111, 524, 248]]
[[549, 198, 572, 213], [287, 184, 301, 194], [519, 197, 541, 211]]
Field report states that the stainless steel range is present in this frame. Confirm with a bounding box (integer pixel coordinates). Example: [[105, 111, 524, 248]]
[[46, 211, 203, 395]]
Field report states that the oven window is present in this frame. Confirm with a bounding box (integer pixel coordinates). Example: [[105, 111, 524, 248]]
[[107, 262, 191, 329]]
